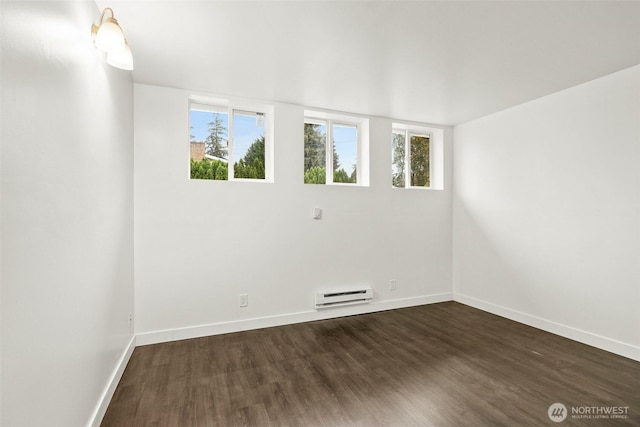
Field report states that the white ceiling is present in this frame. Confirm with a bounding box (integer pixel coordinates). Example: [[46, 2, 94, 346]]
[[99, 0, 640, 125]]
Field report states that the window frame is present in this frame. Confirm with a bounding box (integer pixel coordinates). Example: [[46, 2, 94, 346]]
[[189, 98, 274, 182], [304, 110, 368, 186], [392, 124, 435, 190]]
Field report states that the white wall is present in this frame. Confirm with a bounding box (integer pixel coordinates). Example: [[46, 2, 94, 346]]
[[453, 66, 640, 360], [1, 1, 134, 426], [134, 84, 453, 343]]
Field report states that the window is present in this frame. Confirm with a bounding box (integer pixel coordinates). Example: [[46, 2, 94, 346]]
[[189, 100, 272, 181], [391, 123, 443, 190], [392, 124, 439, 189], [304, 111, 368, 185]]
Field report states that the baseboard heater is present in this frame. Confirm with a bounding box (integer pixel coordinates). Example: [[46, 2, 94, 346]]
[[314, 287, 373, 309]]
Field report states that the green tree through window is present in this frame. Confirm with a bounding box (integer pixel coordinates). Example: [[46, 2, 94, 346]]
[[234, 136, 265, 179], [205, 113, 228, 159], [410, 135, 429, 187], [392, 132, 406, 188]]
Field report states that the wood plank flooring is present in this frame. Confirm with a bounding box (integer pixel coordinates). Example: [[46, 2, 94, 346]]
[[101, 302, 640, 426]]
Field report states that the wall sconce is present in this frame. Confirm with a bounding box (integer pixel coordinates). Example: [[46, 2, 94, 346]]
[[91, 7, 133, 70]]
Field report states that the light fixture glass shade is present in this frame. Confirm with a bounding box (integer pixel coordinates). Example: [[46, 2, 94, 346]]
[[95, 18, 125, 53], [107, 40, 134, 70]]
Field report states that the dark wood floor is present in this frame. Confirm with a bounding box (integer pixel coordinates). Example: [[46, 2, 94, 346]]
[[102, 302, 640, 426]]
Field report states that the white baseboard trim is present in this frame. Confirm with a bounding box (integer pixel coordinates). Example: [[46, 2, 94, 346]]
[[454, 293, 640, 362], [136, 292, 453, 346], [88, 335, 136, 427]]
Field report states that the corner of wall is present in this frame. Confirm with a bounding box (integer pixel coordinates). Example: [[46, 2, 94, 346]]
[[88, 336, 136, 427]]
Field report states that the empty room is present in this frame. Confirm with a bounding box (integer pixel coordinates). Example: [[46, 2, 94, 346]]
[[1, 0, 639, 426]]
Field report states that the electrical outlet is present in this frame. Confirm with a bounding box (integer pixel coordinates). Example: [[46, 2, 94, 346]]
[[128, 313, 134, 330], [390, 280, 397, 290], [239, 294, 248, 307]]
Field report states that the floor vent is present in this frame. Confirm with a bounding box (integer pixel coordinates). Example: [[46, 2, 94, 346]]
[[314, 287, 373, 309]]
